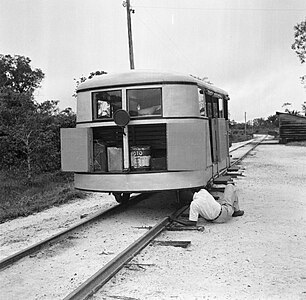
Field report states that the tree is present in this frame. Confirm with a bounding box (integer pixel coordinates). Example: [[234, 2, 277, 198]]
[[0, 54, 75, 179], [73, 70, 107, 97], [302, 101, 306, 116], [292, 19, 306, 85], [0, 54, 44, 94], [292, 19, 306, 64], [253, 117, 266, 128], [0, 94, 76, 178], [0, 92, 36, 173], [282, 102, 300, 115], [267, 114, 279, 127]]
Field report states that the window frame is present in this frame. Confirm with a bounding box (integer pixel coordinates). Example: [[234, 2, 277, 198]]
[[127, 87, 162, 118], [92, 89, 122, 120], [198, 89, 207, 116], [224, 99, 229, 120], [218, 98, 224, 118]]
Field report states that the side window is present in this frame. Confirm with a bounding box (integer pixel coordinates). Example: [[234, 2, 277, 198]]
[[206, 94, 222, 118], [92, 90, 122, 119], [212, 97, 219, 118], [224, 99, 229, 120], [198, 89, 206, 116], [206, 94, 213, 118], [218, 98, 224, 118], [127, 88, 162, 117]]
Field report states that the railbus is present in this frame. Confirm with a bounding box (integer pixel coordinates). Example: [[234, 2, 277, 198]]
[[61, 70, 230, 203]]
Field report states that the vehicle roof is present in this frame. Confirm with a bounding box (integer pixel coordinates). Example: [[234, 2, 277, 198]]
[[77, 70, 229, 97]]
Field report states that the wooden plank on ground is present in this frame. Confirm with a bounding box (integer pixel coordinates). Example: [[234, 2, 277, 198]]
[[166, 226, 204, 232], [227, 166, 240, 172], [214, 176, 233, 184], [226, 171, 244, 177], [151, 240, 191, 248]]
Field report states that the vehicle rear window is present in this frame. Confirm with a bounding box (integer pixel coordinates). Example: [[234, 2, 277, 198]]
[[92, 90, 122, 119], [127, 88, 162, 117]]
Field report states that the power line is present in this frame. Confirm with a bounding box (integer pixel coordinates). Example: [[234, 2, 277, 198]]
[[133, 6, 306, 12], [133, 10, 201, 74]]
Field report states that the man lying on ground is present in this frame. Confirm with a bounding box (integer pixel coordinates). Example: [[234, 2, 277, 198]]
[[180, 184, 244, 226]]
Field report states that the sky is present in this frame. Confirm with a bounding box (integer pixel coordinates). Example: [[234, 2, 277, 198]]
[[1, 0, 306, 122]]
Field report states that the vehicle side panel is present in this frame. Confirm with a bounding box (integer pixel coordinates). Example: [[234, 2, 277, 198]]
[[77, 92, 92, 123], [167, 119, 207, 171], [61, 128, 93, 172]]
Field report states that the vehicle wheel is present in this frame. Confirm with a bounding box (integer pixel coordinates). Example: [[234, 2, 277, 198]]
[[113, 193, 130, 204]]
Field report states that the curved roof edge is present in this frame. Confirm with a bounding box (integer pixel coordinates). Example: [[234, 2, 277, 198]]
[[77, 69, 229, 97], [192, 77, 229, 98]]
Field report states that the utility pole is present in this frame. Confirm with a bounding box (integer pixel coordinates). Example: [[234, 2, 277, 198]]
[[124, 0, 135, 69]]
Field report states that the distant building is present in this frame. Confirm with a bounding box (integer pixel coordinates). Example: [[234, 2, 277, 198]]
[[276, 112, 306, 143]]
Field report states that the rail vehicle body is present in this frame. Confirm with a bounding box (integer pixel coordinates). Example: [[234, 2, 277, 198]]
[[61, 70, 231, 203]]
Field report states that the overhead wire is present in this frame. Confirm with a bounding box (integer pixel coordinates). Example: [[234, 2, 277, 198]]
[[133, 6, 306, 12], [132, 7, 202, 75]]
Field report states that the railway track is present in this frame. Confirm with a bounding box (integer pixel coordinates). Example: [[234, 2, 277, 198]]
[[0, 137, 266, 271], [229, 135, 268, 167], [0, 136, 267, 299], [0, 193, 146, 271], [63, 136, 268, 300], [63, 205, 188, 300]]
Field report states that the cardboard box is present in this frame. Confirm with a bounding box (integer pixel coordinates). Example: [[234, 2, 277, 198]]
[[107, 147, 123, 172], [93, 141, 107, 171]]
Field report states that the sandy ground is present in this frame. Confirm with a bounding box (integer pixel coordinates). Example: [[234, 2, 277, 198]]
[[0, 190, 179, 299], [0, 193, 116, 260], [1, 138, 306, 299], [94, 140, 306, 300]]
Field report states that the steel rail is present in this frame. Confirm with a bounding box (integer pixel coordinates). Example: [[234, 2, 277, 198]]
[[229, 135, 268, 167], [229, 139, 254, 153], [229, 135, 269, 154], [63, 136, 268, 299], [63, 205, 188, 300], [0, 135, 269, 300], [210, 135, 267, 186], [0, 194, 146, 271]]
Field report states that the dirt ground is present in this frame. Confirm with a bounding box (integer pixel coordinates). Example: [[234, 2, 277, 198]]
[[94, 140, 306, 300], [1, 138, 306, 299]]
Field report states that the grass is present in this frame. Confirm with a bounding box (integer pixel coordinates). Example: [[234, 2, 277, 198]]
[[230, 130, 253, 144], [0, 131, 255, 224], [2, 132, 304, 224], [0, 171, 87, 223]]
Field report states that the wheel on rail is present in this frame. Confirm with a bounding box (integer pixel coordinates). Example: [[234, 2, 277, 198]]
[[113, 192, 130, 204]]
